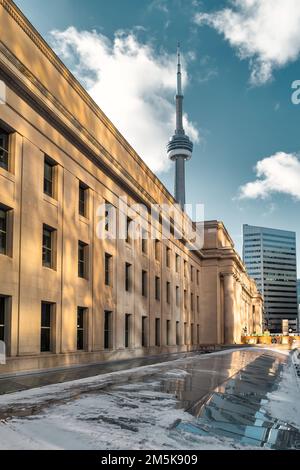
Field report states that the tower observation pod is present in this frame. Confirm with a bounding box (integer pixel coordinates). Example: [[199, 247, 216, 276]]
[[167, 43, 193, 209]]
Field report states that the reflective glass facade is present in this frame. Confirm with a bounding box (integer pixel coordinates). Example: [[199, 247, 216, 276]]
[[243, 225, 297, 333]]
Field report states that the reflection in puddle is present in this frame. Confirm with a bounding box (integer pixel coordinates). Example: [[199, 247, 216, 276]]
[[168, 353, 300, 449]]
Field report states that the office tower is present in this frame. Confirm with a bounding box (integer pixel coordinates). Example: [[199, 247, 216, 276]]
[[243, 225, 298, 333]]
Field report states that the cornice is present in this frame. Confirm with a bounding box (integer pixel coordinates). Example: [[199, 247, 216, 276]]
[[0, 0, 178, 207]]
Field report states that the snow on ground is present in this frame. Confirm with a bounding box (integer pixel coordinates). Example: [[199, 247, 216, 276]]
[[0, 347, 295, 450], [265, 349, 300, 429]]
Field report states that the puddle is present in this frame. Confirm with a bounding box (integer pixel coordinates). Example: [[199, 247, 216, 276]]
[[173, 353, 300, 449]]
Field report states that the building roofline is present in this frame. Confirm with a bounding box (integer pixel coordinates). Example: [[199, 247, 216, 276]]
[[2, 0, 181, 208]]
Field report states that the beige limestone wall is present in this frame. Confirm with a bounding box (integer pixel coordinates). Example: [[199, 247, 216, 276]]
[[0, 0, 263, 373]]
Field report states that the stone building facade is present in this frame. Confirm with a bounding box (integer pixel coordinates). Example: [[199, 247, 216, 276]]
[[0, 0, 262, 373]]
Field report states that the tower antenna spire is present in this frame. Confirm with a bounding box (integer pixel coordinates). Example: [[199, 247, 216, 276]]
[[177, 42, 182, 96], [167, 44, 193, 209]]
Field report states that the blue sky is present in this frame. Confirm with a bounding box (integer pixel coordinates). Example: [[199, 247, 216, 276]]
[[15, 0, 300, 272]]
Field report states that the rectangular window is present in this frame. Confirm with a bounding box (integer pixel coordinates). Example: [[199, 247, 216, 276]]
[[176, 286, 180, 307], [184, 289, 187, 309], [77, 307, 86, 351], [126, 217, 132, 244], [125, 314, 131, 348], [104, 201, 112, 233], [44, 156, 56, 198], [105, 253, 112, 286], [166, 320, 171, 346], [166, 281, 170, 304], [79, 182, 88, 217], [197, 270, 200, 285], [176, 321, 180, 346], [197, 324, 200, 344], [0, 207, 8, 255], [184, 322, 187, 345], [175, 254, 180, 273], [191, 266, 194, 282], [42, 225, 55, 269], [142, 229, 148, 254], [197, 296, 200, 313], [0, 128, 9, 171], [184, 260, 187, 278], [155, 318, 160, 346], [104, 310, 112, 349], [166, 247, 171, 268], [155, 276, 160, 301], [125, 262, 132, 292], [191, 293, 194, 311], [191, 324, 194, 345], [155, 239, 160, 262], [41, 302, 53, 352], [142, 270, 147, 297], [142, 316, 147, 347], [78, 241, 88, 279], [0, 297, 6, 342]]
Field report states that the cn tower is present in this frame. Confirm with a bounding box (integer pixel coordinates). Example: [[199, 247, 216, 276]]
[[167, 44, 193, 208]]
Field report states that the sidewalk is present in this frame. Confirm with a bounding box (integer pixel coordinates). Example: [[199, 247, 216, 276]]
[[0, 350, 208, 395]]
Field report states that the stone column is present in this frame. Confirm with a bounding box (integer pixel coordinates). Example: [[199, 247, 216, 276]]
[[223, 273, 235, 344], [235, 280, 242, 343]]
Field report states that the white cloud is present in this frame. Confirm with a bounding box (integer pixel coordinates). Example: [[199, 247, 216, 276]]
[[238, 152, 300, 200], [50, 27, 199, 173], [194, 0, 300, 85]]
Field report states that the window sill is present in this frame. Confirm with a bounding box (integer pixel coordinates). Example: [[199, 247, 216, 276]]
[[42, 265, 57, 272], [79, 214, 89, 225], [43, 193, 58, 207], [0, 167, 15, 182]]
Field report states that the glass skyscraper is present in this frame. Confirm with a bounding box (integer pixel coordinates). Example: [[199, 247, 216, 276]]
[[243, 225, 298, 333]]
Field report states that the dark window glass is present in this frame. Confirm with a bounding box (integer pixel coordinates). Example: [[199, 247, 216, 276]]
[[191, 293, 194, 311], [0, 129, 9, 171], [191, 324, 194, 345], [125, 263, 131, 292], [184, 322, 187, 345], [155, 318, 160, 346], [77, 307, 85, 350], [176, 321, 180, 346], [0, 208, 7, 255], [166, 320, 170, 345], [125, 314, 131, 348], [142, 270, 147, 297], [104, 311, 112, 349], [42, 225, 53, 268], [155, 276, 160, 301], [176, 286, 179, 307], [44, 157, 55, 197], [78, 241, 87, 278], [126, 217, 132, 244], [142, 316, 147, 347], [41, 302, 52, 352], [176, 254, 180, 272], [166, 282, 170, 304], [79, 182, 87, 217], [197, 324, 200, 344], [105, 253, 112, 286], [0, 297, 5, 342]]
